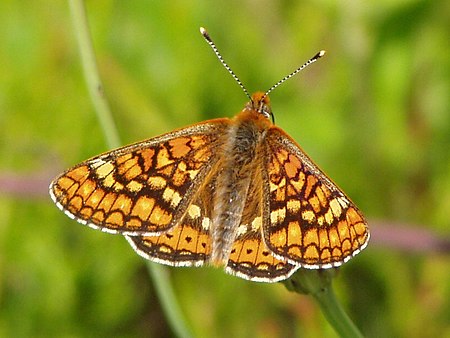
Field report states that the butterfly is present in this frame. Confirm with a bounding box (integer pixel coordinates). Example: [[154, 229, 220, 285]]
[[49, 27, 369, 283]]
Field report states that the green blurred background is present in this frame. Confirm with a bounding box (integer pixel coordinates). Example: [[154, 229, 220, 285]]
[[1, 1, 449, 337]]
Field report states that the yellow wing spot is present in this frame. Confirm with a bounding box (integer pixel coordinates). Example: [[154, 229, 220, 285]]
[[112, 181, 124, 191], [324, 207, 334, 225], [302, 210, 316, 223], [92, 210, 105, 223], [251, 216, 262, 231], [126, 180, 143, 192], [66, 183, 80, 201], [290, 171, 306, 192], [102, 174, 116, 189], [148, 176, 167, 189], [329, 198, 342, 218], [275, 148, 289, 163], [236, 224, 248, 236], [172, 165, 188, 187], [187, 204, 201, 219], [287, 199, 300, 213], [117, 157, 136, 175], [95, 162, 115, 178], [317, 215, 324, 226], [149, 205, 172, 226], [187, 168, 200, 180], [288, 245, 301, 257], [270, 208, 286, 224], [56, 177, 75, 198], [201, 217, 210, 230], [162, 187, 182, 208], [189, 135, 207, 148]]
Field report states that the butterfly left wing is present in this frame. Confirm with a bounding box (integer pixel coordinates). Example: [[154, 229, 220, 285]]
[[262, 127, 369, 268], [49, 120, 230, 235]]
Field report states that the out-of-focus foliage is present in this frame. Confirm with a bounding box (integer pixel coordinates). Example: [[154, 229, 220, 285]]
[[0, 1, 448, 337]]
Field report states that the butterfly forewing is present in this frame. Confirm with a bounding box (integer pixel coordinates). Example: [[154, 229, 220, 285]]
[[50, 120, 231, 235], [263, 127, 369, 267]]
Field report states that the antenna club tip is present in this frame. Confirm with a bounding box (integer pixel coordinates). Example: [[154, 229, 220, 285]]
[[200, 27, 208, 36], [319, 50, 326, 56]]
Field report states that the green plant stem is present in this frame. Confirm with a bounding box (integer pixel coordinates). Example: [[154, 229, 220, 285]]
[[284, 269, 364, 338], [147, 264, 193, 338], [68, 0, 120, 148], [68, 1, 193, 337]]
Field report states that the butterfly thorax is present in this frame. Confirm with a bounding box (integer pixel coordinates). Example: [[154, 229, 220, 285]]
[[210, 93, 273, 265]]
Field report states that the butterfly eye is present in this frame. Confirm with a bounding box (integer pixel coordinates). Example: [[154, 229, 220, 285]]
[[257, 101, 272, 120]]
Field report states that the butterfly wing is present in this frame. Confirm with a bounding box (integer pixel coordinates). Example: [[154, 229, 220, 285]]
[[263, 127, 369, 268], [226, 158, 298, 282], [49, 119, 231, 236]]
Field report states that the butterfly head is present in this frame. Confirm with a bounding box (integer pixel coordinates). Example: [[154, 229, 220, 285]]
[[247, 92, 273, 121]]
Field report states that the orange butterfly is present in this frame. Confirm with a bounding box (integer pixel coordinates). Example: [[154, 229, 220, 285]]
[[50, 27, 369, 282]]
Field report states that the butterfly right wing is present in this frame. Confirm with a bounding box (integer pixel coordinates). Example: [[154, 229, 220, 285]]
[[262, 127, 369, 268], [49, 119, 231, 236]]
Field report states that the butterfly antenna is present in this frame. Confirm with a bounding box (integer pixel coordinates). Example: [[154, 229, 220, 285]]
[[262, 50, 326, 100], [200, 27, 251, 101]]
